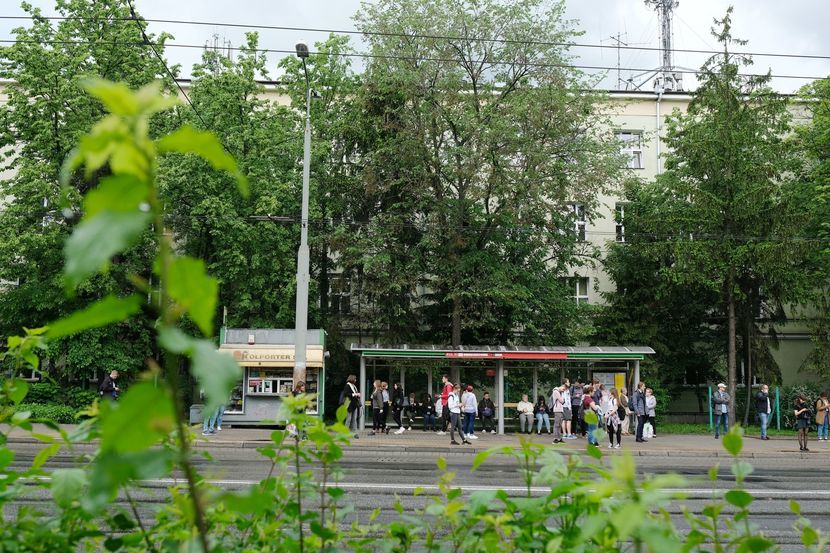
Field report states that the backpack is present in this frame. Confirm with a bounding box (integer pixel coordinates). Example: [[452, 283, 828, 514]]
[[338, 388, 346, 406]]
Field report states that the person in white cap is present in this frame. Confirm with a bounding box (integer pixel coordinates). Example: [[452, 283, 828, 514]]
[[712, 383, 730, 438]]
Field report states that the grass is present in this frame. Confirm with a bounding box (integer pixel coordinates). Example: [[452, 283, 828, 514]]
[[660, 422, 798, 437]]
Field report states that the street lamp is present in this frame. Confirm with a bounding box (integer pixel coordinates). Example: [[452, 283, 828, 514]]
[[293, 41, 312, 389]]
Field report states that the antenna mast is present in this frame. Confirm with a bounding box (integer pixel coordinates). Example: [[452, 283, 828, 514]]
[[644, 0, 682, 91]]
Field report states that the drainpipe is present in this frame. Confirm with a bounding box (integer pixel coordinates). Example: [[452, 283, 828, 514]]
[[655, 86, 664, 175]]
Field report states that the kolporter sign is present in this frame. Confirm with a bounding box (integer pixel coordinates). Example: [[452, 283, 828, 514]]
[[219, 346, 324, 367]]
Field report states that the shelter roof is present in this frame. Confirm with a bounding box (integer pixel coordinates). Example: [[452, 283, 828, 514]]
[[350, 344, 654, 360]]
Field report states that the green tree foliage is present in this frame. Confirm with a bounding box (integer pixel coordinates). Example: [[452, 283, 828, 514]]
[[353, 0, 627, 346], [0, 0, 170, 381], [158, 33, 299, 330], [599, 10, 808, 422], [794, 77, 830, 381]]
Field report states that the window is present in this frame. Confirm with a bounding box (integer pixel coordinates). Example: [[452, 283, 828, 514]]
[[574, 277, 589, 305], [617, 131, 644, 169], [615, 203, 626, 243], [569, 203, 586, 241], [329, 274, 352, 316]]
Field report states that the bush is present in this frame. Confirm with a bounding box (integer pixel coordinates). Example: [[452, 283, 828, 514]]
[[24, 382, 99, 409], [14, 403, 80, 423]]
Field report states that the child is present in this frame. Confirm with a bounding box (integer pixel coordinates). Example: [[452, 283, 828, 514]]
[[478, 392, 496, 434]]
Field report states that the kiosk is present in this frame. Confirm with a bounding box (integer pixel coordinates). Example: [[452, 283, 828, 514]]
[[192, 328, 326, 425]]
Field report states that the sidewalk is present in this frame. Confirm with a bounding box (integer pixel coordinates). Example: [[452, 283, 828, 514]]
[[3, 423, 815, 458]]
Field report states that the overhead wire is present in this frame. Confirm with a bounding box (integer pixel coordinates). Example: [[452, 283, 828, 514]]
[[1, 14, 830, 63], [0, 37, 827, 82]]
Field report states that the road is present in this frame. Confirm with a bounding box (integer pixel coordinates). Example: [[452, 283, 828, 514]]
[[5, 440, 830, 550]]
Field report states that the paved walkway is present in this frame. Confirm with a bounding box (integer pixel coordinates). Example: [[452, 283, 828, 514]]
[[3, 423, 815, 458]]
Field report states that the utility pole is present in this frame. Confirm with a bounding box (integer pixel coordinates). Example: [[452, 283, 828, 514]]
[[608, 32, 629, 90], [293, 41, 319, 389]]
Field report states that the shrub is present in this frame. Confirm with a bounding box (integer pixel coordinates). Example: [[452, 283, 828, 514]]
[[25, 382, 99, 409], [14, 403, 79, 423]]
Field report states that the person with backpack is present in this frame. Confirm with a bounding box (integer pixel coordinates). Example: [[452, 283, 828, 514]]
[[392, 383, 406, 434], [341, 374, 362, 438], [100, 369, 120, 400], [478, 392, 496, 434], [422, 393, 437, 431], [815, 391, 830, 442], [712, 383, 730, 439]]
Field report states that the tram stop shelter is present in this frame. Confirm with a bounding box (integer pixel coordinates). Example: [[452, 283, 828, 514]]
[[351, 344, 655, 435]]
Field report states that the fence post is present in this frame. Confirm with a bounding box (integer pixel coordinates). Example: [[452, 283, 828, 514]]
[[775, 386, 781, 431], [708, 385, 713, 432]]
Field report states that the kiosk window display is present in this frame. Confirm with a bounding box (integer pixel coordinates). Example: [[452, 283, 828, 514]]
[[192, 328, 326, 425]]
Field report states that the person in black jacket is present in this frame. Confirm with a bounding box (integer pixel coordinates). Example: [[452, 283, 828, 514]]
[[99, 370, 120, 400], [342, 375, 361, 439], [478, 392, 496, 434], [392, 383, 406, 434], [755, 384, 771, 440], [422, 393, 437, 431]]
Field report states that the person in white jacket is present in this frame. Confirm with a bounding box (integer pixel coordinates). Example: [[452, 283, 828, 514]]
[[516, 394, 534, 434], [645, 388, 657, 438], [447, 384, 471, 445]]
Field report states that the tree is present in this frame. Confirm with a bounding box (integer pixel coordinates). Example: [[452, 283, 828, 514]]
[[0, 0, 171, 381], [158, 33, 299, 330], [353, 0, 626, 348], [624, 9, 805, 425]]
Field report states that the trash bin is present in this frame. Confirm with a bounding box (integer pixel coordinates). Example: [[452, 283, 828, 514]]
[[189, 404, 204, 425]]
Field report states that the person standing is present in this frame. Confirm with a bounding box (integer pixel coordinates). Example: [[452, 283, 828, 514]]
[[795, 394, 811, 451], [712, 383, 730, 439], [516, 394, 534, 434], [448, 384, 470, 445], [620, 387, 630, 436], [551, 382, 565, 444], [438, 375, 453, 435], [370, 380, 385, 436], [478, 392, 496, 434], [645, 388, 657, 438], [606, 387, 622, 449], [99, 369, 120, 400], [534, 395, 551, 435], [815, 391, 830, 442], [381, 382, 392, 434], [755, 384, 772, 441], [422, 393, 437, 431], [561, 381, 573, 439], [582, 387, 600, 446], [633, 382, 648, 443], [462, 385, 478, 439], [392, 383, 406, 434], [342, 375, 362, 438], [570, 379, 584, 437]]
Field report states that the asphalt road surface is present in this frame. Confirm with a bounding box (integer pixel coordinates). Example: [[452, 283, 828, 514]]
[[5, 441, 830, 550]]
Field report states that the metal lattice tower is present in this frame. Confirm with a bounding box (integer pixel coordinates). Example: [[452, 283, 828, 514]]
[[646, 0, 682, 91]]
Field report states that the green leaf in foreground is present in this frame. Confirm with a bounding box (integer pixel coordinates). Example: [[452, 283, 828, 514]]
[[722, 427, 743, 457], [47, 294, 143, 340], [158, 327, 240, 413], [157, 125, 249, 196], [167, 256, 218, 336], [724, 489, 754, 509], [64, 210, 151, 290], [51, 468, 87, 509], [100, 382, 175, 454]]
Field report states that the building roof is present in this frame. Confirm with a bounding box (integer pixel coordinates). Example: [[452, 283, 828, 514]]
[[350, 344, 654, 360], [225, 328, 326, 346]]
